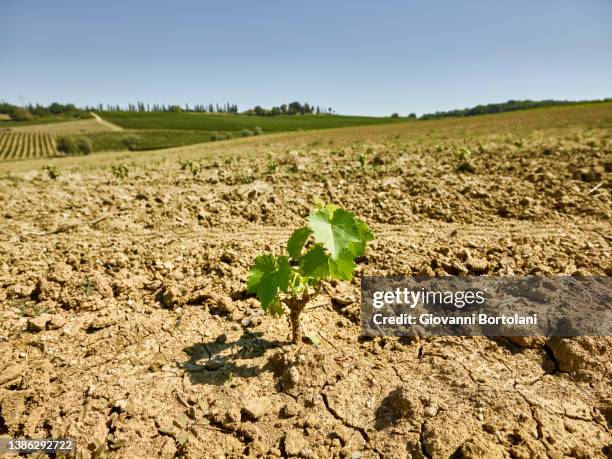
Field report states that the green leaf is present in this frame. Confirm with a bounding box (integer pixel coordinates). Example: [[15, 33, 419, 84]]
[[247, 254, 290, 313], [299, 245, 329, 278], [300, 244, 355, 281], [268, 298, 285, 317], [287, 227, 312, 259], [308, 206, 362, 259], [350, 218, 374, 257], [328, 252, 356, 280]]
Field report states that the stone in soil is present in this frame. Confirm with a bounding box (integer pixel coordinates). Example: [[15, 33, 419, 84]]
[[242, 397, 271, 420]]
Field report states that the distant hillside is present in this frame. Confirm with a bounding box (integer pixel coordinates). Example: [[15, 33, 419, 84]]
[[98, 111, 404, 132], [419, 98, 612, 120]]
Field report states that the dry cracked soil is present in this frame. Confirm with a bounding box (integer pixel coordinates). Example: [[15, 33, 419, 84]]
[[0, 106, 611, 458]]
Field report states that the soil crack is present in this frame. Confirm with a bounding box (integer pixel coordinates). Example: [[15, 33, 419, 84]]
[[321, 387, 370, 444]]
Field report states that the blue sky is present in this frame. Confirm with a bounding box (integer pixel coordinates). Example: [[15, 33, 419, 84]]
[[1, 0, 611, 116]]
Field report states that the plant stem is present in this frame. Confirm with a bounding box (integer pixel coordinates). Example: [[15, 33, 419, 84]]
[[289, 306, 303, 344], [286, 291, 310, 344]]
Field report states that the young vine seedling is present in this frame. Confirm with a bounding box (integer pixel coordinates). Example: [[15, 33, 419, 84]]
[[247, 203, 374, 343]]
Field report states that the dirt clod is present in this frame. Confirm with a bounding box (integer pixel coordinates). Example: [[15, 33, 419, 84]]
[[284, 430, 310, 457], [161, 285, 183, 308], [242, 397, 271, 420], [466, 257, 488, 273], [26, 314, 52, 332], [387, 387, 422, 420]]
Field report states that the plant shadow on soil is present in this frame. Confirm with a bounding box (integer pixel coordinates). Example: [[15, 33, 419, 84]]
[[181, 331, 289, 386], [374, 393, 402, 431]]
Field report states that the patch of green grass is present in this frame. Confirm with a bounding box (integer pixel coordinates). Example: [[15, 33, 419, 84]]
[[0, 114, 92, 128], [97, 112, 405, 133], [82, 130, 225, 152]]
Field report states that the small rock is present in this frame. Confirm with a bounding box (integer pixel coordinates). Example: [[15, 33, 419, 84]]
[[506, 336, 547, 348], [87, 317, 116, 331], [27, 314, 52, 332], [579, 167, 603, 182], [457, 160, 476, 173], [423, 404, 439, 418], [417, 265, 435, 277], [242, 397, 271, 420], [215, 334, 228, 344], [220, 251, 238, 264], [157, 422, 176, 437], [47, 315, 66, 330], [387, 387, 422, 419], [460, 439, 493, 458], [287, 151, 305, 172], [483, 423, 497, 434], [303, 392, 319, 408], [599, 400, 612, 423], [114, 399, 128, 412], [564, 420, 578, 433], [213, 295, 235, 315], [241, 311, 260, 327], [303, 332, 320, 346], [280, 403, 299, 418], [466, 257, 488, 274], [161, 286, 182, 308], [149, 353, 165, 372], [288, 366, 300, 385], [283, 430, 309, 457], [331, 284, 356, 305]]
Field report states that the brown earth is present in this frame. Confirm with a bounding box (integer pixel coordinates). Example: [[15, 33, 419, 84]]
[[0, 105, 611, 458]]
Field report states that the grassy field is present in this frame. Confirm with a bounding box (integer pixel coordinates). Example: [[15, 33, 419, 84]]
[[4, 118, 116, 134], [0, 132, 57, 160], [0, 112, 406, 159], [0, 118, 123, 161], [1, 101, 610, 172], [0, 114, 92, 128], [85, 130, 222, 152], [97, 111, 406, 132], [2, 103, 611, 161]]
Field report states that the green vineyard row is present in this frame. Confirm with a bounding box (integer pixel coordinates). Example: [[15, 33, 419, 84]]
[[0, 132, 62, 160]]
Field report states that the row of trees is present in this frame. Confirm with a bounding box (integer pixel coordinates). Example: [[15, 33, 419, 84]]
[[419, 98, 612, 120], [244, 102, 334, 116], [89, 102, 239, 113], [0, 99, 332, 121], [0, 101, 89, 121], [391, 112, 417, 119], [5, 98, 608, 124]]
